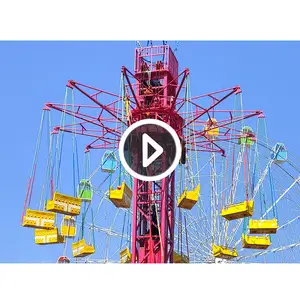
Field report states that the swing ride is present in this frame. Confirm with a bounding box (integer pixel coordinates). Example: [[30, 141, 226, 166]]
[[21, 42, 300, 263]]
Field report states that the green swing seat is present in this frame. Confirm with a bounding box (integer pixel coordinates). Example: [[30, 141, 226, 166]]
[[77, 179, 93, 202]]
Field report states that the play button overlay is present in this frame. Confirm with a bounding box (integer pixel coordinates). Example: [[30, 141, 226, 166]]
[[142, 134, 163, 168], [119, 119, 182, 182]]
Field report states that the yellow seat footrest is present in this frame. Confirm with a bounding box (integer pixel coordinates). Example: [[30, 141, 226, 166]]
[[109, 182, 132, 209], [22, 208, 56, 229], [221, 200, 254, 221], [177, 184, 200, 210], [72, 239, 95, 258], [242, 234, 271, 249], [249, 219, 278, 234], [120, 247, 132, 263], [35, 227, 65, 245], [173, 251, 189, 263], [46, 192, 81, 216], [212, 244, 238, 260]]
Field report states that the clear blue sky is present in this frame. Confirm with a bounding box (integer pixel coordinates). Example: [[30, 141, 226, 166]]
[[1, 41, 300, 262]]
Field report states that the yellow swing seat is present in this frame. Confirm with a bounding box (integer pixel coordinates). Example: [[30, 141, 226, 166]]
[[72, 239, 95, 258], [173, 251, 189, 263], [221, 199, 254, 221], [46, 192, 82, 216], [249, 219, 278, 234], [242, 234, 271, 249], [177, 184, 200, 210], [109, 182, 132, 208], [61, 216, 76, 237], [22, 208, 56, 229], [204, 118, 219, 137], [212, 244, 238, 260], [120, 247, 132, 263], [35, 227, 65, 245]]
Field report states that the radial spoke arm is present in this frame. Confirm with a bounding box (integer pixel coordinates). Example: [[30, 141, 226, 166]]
[[261, 176, 300, 219], [68, 80, 126, 125], [236, 241, 300, 261], [231, 176, 300, 249]]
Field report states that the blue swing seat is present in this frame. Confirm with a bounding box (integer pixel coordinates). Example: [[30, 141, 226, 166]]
[[271, 142, 287, 163], [101, 151, 117, 173]]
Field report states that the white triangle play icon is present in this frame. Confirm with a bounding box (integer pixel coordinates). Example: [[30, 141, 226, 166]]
[[142, 133, 163, 168]]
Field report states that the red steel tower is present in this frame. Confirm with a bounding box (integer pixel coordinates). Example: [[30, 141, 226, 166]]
[[125, 45, 184, 263]]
